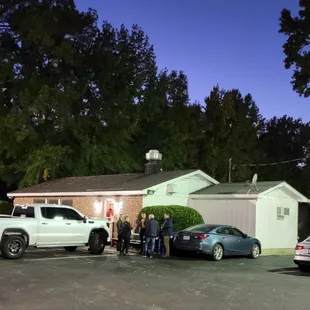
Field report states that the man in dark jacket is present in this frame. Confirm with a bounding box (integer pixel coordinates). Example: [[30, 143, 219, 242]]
[[121, 216, 132, 256], [161, 212, 173, 257], [143, 214, 159, 258], [137, 212, 147, 254], [116, 214, 123, 253]]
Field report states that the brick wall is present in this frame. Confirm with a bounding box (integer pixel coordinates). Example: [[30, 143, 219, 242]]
[[13, 195, 143, 224]]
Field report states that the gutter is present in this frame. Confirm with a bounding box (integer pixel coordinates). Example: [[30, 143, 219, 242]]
[[7, 190, 144, 198], [189, 194, 259, 199]]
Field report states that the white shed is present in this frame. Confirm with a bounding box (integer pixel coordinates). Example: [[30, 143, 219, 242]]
[[188, 181, 309, 255]]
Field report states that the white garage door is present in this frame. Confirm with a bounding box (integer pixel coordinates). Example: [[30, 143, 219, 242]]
[[188, 198, 256, 237]]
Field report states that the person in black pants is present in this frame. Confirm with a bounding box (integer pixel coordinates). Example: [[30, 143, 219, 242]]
[[121, 216, 133, 256], [116, 214, 123, 254], [137, 212, 147, 254]]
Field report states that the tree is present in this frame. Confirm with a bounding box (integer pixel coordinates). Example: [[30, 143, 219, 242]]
[[69, 21, 157, 176], [279, 0, 310, 97], [132, 70, 202, 171], [200, 86, 264, 182], [0, 1, 156, 187], [259, 116, 310, 196], [0, 0, 99, 186]]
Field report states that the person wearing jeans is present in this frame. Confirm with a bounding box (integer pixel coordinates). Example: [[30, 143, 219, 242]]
[[143, 214, 159, 258]]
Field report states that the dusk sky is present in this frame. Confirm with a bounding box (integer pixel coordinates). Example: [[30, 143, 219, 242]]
[[75, 0, 310, 122]]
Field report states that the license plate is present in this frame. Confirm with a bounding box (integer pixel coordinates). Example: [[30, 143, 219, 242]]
[[183, 236, 190, 240]]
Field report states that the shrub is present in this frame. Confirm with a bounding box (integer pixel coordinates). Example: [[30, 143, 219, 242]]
[[0, 200, 14, 215], [138, 205, 204, 232]]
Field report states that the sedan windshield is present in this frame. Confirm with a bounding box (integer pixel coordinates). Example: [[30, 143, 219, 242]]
[[184, 224, 218, 233]]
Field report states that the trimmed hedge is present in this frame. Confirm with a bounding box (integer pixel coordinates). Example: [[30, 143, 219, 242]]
[[0, 200, 14, 215], [139, 205, 204, 232]]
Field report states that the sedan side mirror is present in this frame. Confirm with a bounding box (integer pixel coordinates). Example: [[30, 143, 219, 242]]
[[83, 216, 87, 223], [243, 233, 248, 238]]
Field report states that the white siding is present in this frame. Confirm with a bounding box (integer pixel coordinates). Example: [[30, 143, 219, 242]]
[[143, 173, 213, 207], [187, 198, 256, 237], [255, 188, 298, 250]]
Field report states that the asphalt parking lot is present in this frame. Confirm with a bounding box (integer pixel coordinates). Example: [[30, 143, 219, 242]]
[[0, 247, 310, 310]]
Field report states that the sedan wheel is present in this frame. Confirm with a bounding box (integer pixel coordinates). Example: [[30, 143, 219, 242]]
[[251, 243, 260, 259], [212, 244, 223, 261]]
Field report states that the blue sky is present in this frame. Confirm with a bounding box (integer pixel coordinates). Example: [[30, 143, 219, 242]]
[[75, 0, 310, 121]]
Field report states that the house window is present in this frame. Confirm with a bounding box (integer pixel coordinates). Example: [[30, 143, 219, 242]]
[[47, 199, 59, 205], [277, 206, 290, 220], [33, 199, 46, 204], [61, 199, 73, 207]]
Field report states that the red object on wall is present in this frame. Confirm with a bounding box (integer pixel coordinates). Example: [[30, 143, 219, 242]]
[[106, 207, 114, 218]]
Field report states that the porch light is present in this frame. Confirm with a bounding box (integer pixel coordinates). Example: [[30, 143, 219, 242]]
[[94, 200, 103, 215], [115, 201, 123, 215]]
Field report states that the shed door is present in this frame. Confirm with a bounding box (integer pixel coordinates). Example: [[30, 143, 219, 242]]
[[189, 199, 256, 237]]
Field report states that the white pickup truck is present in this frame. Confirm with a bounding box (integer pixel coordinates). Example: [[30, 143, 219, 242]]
[[0, 203, 110, 259]]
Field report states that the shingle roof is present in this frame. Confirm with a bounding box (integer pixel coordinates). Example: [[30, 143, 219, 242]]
[[192, 181, 284, 195], [11, 170, 197, 194]]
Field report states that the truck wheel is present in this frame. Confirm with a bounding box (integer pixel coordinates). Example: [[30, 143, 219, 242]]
[[1, 235, 26, 259], [89, 233, 105, 255], [64, 246, 77, 252]]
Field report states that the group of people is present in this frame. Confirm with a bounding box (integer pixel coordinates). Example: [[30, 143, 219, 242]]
[[116, 212, 173, 258]]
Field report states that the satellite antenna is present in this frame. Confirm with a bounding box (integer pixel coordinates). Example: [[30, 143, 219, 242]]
[[252, 173, 258, 186], [247, 173, 258, 194]]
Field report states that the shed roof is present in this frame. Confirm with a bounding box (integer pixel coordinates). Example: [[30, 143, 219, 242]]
[[192, 181, 284, 195], [9, 169, 198, 195]]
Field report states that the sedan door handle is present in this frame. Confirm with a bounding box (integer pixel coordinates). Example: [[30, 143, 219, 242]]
[[65, 223, 71, 225], [221, 237, 225, 239], [41, 222, 48, 225]]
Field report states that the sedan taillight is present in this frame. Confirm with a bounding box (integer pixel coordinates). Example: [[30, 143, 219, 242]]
[[196, 234, 209, 239], [295, 244, 304, 250]]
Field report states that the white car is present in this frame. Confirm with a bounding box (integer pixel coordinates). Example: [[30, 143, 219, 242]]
[[294, 237, 310, 271], [0, 203, 110, 259]]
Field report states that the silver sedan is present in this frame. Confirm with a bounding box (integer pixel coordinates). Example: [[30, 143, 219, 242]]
[[294, 237, 310, 271]]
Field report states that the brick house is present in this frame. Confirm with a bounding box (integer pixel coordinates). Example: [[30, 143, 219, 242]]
[[7, 169, 218, 237]]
